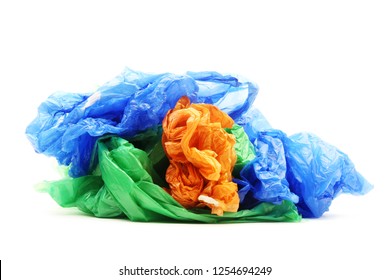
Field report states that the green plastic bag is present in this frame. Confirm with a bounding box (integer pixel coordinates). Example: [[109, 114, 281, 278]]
[[39, 136, 301, 223]]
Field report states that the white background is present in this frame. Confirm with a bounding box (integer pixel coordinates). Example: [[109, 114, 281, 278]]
[[1, 0, 389, 279]]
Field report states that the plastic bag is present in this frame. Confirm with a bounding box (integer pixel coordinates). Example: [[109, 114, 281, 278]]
[[28, 68, 372, 221], [26, 69, 258, 177], [39, 136, 301, 223], [235, 125, 373, 217], [162, 96, 239, 216], [283, 132, 373, 218]]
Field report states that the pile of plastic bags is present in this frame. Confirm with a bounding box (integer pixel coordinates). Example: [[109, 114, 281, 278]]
[[26, 68, 372, 223]]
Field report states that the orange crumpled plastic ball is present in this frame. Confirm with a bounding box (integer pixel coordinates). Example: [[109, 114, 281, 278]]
[[162, 96, 239, 216]]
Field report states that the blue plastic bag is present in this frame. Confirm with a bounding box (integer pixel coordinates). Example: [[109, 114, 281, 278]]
[[236, 126, 372, 217], [26, 68, 258, 177], [283, 132, 373, 218]]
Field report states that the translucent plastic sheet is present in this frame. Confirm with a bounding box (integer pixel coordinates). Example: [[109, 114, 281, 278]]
[[162, 96, 238, 216], [283, 132, 373, 218], [225, 124, 256, 177], [27, 68, 372, 221], [39, 137, 301, 223], [26, 68, 257, 177], [235, 130, 299, 209], [235, 128, 373, 217]]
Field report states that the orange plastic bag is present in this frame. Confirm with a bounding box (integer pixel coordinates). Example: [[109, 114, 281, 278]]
[[162, 96, 239, 215]]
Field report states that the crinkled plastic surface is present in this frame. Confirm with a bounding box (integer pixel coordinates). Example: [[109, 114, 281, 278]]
[[236, 130, 299, 208], [236, 108, 272, 140], [236, 123, 373, 217], [186, 71, 258, 120], [162, 96, 239, 216], [27, 68, 372, 221], [26, 69, 258, 177], [283, 132, 373, 218], [225, 124, 256, 177], [39, 136, 301, 223]]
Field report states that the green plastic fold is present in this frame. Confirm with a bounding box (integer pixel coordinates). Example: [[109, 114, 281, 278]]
[[226, 124, 256, 177], [40, 136, 301, 223]]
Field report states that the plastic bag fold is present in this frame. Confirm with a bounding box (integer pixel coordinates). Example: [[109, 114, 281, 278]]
[[234, 125, 373, 217], [40, 136, 301, 223], [236, 130, 299, 209], [26, 69, 258, 177], [27, 68, 372, 221], [283, 132, 373, 218]]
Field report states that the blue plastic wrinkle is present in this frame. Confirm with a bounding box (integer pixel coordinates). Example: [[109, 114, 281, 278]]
[[235, 108, 272, 141], [236, 130, 299, 208], [186, 71, 258, 120], [236, 127, 373, 218], [26, 68, 258, 177], [283, 132, 373, 218]]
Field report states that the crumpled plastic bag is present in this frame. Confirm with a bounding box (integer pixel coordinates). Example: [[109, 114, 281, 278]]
[[38, 136, 301, 223], [27, 68, 372, 221], [162, 96, 239, 216], [26, 68, 258, 177], [235, 126, 373, 217], [283, 132, 373, 218]]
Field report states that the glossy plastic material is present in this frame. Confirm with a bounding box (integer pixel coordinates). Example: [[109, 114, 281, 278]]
[[283, 132, 373, 218], [27, 68, 373, 220], [26, 69, 258, 177], [162, 96, 238, 216], [225, 124, 256, 177], [236, 126, 373, 217], [236, 130, 299, 209], [40, 136, 301, 223]]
